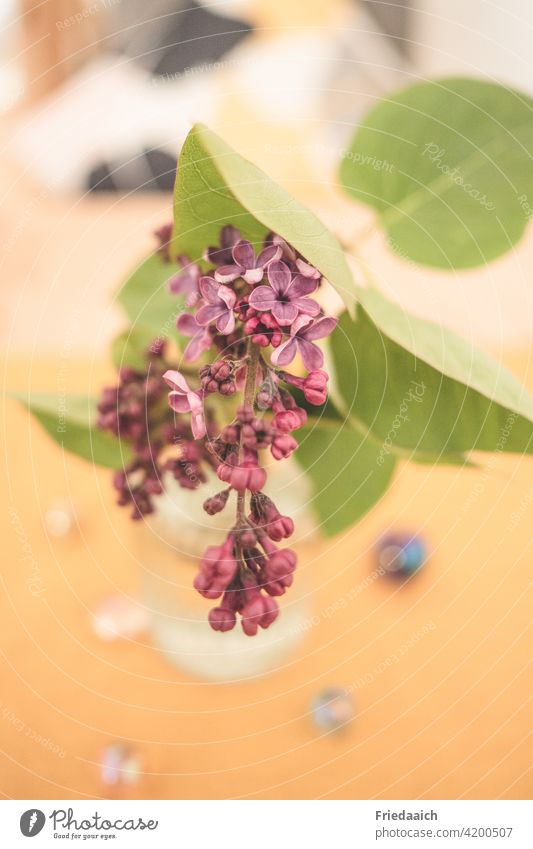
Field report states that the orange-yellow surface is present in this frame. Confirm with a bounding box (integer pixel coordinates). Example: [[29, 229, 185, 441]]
[[1, 356, 531, 800]]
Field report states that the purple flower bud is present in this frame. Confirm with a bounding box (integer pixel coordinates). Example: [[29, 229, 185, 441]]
[[219, 380, 236, 396], [249, 492, 295, 541], [220, 424, 240, 444], [208, 606, 237, 632], [271, 433, 298, 460], [204, 225, 241, 266], [272, 408, 304, 433], [240, 585, 279, 636], [236, 404, 254, 424], [154, 222, 173, 261], [303, 370, 329, 405], [240, 596, 264, 636], [217, 455, 266, 492], [241, 418, 273, 450], [194, 535, 238, 599], [203, 490, 230, 515], [200, 360, 237, 397], [267, 515, 294, 542], [211, 361, 232, 380], [266, 548, 297, 580], [239, 528, 258, 549]]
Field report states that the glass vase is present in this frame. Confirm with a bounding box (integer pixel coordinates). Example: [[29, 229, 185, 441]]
[[139, 460, 318, 682]]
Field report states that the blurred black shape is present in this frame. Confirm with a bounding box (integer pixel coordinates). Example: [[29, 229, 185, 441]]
[[151, 2, 252, 77], [87, 147, 177, 193], [110, 0, 252, 77]]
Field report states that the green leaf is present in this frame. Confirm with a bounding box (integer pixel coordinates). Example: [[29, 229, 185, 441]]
[[339, 77, 533, 269], [112, 325, 158, 370], [171, 123, 356, 315], [330, 298, 533, 457], [117, 252, 180, 337], [298, 372, 471, 467], [13, 393, 130, 469], [294, 415, 396, 536]]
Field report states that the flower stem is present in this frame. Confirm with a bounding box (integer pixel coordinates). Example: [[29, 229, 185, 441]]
[[243, 339, 260, 406], [236, 340, 260, 523]]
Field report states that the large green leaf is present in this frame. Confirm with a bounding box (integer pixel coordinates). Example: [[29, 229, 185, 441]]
[[117, 252, 180, 337], [295, 383, 470, 467], [13, 393, 129, 469], [330, 298, 533, 457], [294, 415, 397, 536], [171, 123, 356, 314], [339, 78, 533, 269]]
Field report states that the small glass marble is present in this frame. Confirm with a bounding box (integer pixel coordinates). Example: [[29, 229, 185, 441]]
[[377, 532, 427, 576], [311, 687, 354, 733], [100, 743, 140, 787]]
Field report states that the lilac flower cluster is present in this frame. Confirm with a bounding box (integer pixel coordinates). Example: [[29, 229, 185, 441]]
[[164, 226, 337, 636], [97, 342, 216, 519], [98, 225, 336, 635]]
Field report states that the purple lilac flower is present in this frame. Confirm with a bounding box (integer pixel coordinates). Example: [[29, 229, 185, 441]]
[[204, 225, 241, 265], [167, 255, 202, 307], [195, 277, 237, 335], [263, 233, 297, 262], [97, 341, 217, 519], [263, 235, 321, 280], [214, 239, 281, 285], [163, 369, 206, 439], [176, 312, 212, 362], [295, 257, 321, 279], [271, 315, 338, 371], [248, 260, 321, 325], [154, 222, 173, 261]]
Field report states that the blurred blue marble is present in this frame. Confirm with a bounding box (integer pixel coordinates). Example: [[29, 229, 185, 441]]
[[377, 532, 427, 576]]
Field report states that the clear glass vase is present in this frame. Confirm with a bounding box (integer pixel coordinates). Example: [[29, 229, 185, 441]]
[[139, 460, 318, 682]]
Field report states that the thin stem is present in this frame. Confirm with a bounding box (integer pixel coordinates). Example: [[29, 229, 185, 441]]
[[236, 340, 260, 524], [243, 340, 261, 406]]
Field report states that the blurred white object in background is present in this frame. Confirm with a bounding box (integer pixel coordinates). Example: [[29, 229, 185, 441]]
[[7, 2, 411, 191], [2, 0, 532, 353], [100, 743, 141, 787], [92, 595, 148, 642], [413, 0, 533, 94], [7, 56, 214, 191], [44, 498, 75, 538], [0, 0, 24, 113]]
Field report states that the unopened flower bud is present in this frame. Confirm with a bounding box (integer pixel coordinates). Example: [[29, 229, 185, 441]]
[[237, 404, 254, 424], [203, 490, 230, 515], [303, 370, 329, 405], [219, 379, 236, 396], [271, 433, 298, 460], [239, 528, 258, 549], [208, 606, 236, 632]]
